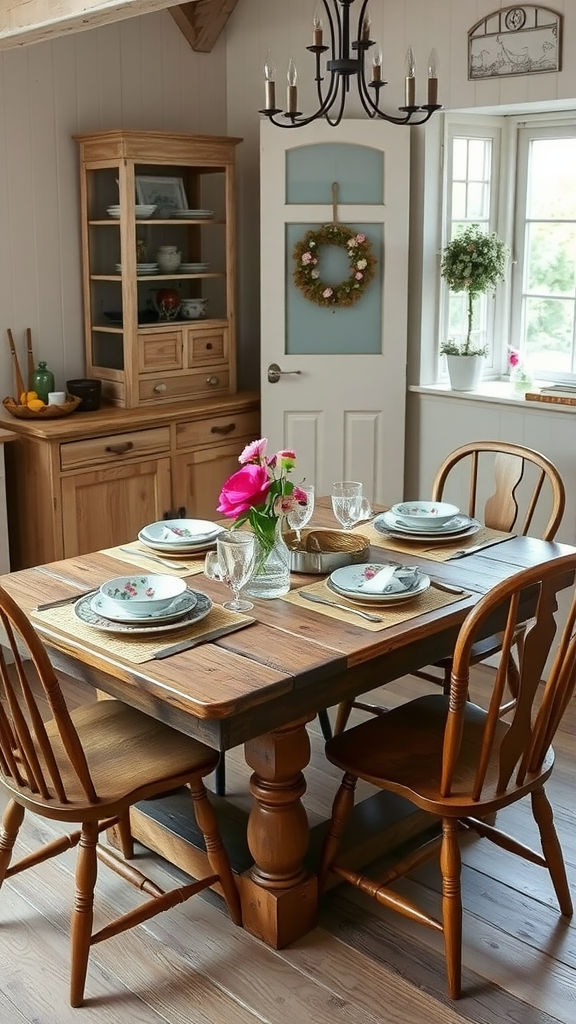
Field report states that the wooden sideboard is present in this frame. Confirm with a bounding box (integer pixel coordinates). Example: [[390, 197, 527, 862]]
[[1, 392, 259, 569]]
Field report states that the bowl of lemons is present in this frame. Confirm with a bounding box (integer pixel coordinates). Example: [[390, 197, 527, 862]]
[[3, 391, 82, 419]]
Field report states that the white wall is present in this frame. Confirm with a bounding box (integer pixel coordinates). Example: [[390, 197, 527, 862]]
[[0, 10, 227, 399]]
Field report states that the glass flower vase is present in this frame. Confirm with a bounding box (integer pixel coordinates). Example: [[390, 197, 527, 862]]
[[510, 362, 533, 395], [244, 517, 290, 599]]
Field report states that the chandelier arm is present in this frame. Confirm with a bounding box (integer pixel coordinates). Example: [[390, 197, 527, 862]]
[[322, 78, 348, 127]]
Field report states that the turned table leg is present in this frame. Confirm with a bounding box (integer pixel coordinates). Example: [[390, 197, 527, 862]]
[[240, 714, 317, 947]]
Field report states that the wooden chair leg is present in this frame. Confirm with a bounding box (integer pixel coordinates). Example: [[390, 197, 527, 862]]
[[115, 811, 134, 859], [0, 799, 24, 886], [70, 821, 98, 1007], [318, 708, 332, 741], [440, 818, 462, 1000], [189, 780, 242, 925], [531, 787, 573, 916], [334, 700, 353, 736], [318, 772, 357, 894], [214, 754, 226, 796]]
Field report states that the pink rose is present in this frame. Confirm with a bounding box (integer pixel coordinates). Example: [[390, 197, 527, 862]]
[[301, 252, 313, 265], [355, 271, 363, 280], [274, 494, 296, 516], [509, 349, 520, 368], [292, 485, 308, 504], [356, 233, 366, 243], [239, 438, 268, 465], [323, 287, 333, 299], [217, 463, 271, 518]]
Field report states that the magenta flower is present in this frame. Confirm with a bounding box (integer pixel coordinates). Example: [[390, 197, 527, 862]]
[[217, 463, 271, 517], [509, 349, 521, 368]]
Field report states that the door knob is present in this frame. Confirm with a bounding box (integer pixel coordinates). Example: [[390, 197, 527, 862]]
[[267, 362, 302, 384]]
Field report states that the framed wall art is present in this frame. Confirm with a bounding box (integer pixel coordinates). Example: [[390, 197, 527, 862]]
[[135, 175, 188, 216], [468, 5, 562, 80]]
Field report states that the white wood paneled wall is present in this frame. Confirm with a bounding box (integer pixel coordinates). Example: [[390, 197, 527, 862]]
[[0, 10, 226, 398]]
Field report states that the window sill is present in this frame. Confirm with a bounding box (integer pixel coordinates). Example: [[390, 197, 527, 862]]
[[408, 380, 576, 410]]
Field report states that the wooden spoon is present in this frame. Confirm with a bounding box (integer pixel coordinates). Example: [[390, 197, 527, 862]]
[[6, 328, 25, 398]]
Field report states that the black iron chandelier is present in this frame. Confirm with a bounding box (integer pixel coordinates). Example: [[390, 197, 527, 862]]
[[259, 0, 441, 128]]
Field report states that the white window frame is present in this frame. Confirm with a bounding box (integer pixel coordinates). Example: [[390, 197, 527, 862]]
[[439, 114, 509, 381]]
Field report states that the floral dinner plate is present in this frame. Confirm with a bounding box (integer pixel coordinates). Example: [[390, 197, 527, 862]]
[[74, 589, 212, 634], [374, 511, 481, 540], [328, 563, 430, 604]]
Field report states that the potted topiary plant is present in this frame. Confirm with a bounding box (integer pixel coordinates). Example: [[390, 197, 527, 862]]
[[440, 224, 510, 391]]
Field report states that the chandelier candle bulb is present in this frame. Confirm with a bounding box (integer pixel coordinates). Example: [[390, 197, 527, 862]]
[[427, 48, 438, 105], [287, 58, 298, 114], [264, 52, 276, 110], [361, 14, 371, 42], [313, 12, 323, 47], [372, 50, 382, 83], [405, 46, 416, 106]]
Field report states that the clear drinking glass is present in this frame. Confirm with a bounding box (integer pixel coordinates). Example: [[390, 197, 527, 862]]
[[287, 484, 315, 542], [331, 481, 372, 530], [204, 530, 256, 611]]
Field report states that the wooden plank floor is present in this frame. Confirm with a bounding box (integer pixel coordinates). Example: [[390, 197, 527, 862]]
[[1, 668, 575, 1023]]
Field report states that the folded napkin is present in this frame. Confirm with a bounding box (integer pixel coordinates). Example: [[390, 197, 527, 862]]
[[359, 565, 419, 594]]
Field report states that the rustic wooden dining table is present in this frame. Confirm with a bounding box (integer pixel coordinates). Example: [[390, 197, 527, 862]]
[[1, 498, 573, 949]]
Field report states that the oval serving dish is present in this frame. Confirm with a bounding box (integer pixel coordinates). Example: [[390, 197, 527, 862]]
[[285, 528, 370, 574]]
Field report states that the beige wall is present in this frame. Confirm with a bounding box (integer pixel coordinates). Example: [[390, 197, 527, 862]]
[[0, 1, 575, 399], [0, 9, 226, 398]]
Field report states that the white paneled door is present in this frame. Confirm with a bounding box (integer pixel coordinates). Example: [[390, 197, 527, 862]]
[[260, 119, 410, 506]]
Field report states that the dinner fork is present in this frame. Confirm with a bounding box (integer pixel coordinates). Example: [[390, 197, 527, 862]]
[[118, 547, 189, 571], [299, 591, 384, 622]]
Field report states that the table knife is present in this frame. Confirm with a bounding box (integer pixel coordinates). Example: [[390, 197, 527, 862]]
[[153, 619, 254, 659], [447, 536, 515, 560], [36, 588, 98, 611]]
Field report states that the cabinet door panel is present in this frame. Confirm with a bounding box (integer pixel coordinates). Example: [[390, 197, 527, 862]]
[[173, 445, 242, 520], [61, 458, 171, 557]]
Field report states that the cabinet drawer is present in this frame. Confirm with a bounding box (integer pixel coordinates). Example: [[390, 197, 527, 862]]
[[186, 325, 228, 365], [138, 332, 183, 372], [176, 409, 260, 450], [139, 370, 230, 404], [60, 427, 171, 471]]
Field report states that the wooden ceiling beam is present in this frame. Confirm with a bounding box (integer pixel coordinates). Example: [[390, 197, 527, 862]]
[[169, 0, 238, 53], [0, 1, 188, 50]]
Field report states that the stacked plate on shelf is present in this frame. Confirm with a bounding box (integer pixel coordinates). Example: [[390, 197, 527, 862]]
[[180, 262, 210, 273], [326, 563, 431, 605], [115, 263, 159, 275], [138, 518, 223, 556], [373, 500, 481, 543], [106, 204, 157, 219], [171, 209, 214, 219]]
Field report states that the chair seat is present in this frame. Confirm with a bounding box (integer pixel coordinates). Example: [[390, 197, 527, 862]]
[[10, 699, 220, 819], [326, 693, 555, 815]]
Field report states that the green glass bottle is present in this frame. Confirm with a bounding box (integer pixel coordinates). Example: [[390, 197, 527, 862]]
[[31, 361, 55, 404]]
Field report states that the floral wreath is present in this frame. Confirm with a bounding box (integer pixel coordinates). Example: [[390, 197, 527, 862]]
[[293, 224, 377, 308]]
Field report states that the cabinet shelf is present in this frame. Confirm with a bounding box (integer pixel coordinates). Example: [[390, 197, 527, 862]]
[[75, 129, 242, 409]]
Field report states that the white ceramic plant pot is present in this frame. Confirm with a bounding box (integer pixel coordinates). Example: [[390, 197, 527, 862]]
[[446, 354, 484, 392]]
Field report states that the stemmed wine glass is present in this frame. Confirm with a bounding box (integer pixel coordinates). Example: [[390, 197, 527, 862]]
[[331, 481, 373, 530], [204, 531, 256, 611], [287, 484, 315, 543]]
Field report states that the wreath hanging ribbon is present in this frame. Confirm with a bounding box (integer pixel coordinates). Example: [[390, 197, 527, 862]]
[[292, 223, 377, 308]]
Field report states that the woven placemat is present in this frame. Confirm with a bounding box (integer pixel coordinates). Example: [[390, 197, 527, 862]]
[[282, 579, 466, 630], [31, 600, 253, 664], [354, 523, 513, 562], [100, 541, 207, 577]]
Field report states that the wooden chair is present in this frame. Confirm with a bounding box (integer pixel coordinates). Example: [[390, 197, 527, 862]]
[[334, 441, 566, 734], [0, 585, 242, 1007], [319, 553, 576, 998]]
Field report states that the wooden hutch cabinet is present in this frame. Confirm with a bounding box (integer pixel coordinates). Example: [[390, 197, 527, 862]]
[[3, 393, 260, 570], [74, 129, 242, 409]]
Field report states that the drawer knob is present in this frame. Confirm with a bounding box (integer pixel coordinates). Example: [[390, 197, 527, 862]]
[[153, 383, 167, 393], [105, 441, 134, 455], [206, 376, 220, 387], [211, 422, 236, 436]]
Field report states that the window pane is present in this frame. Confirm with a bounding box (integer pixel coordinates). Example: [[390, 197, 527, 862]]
[[453, 138, 468, 179], [528, 139, 576, 219], [452, 182, 466, 220], [525, 298, 574, 373], [526, 223, 576, 296], [467, 182, 489, 221], [468, 139, 489, 180]]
